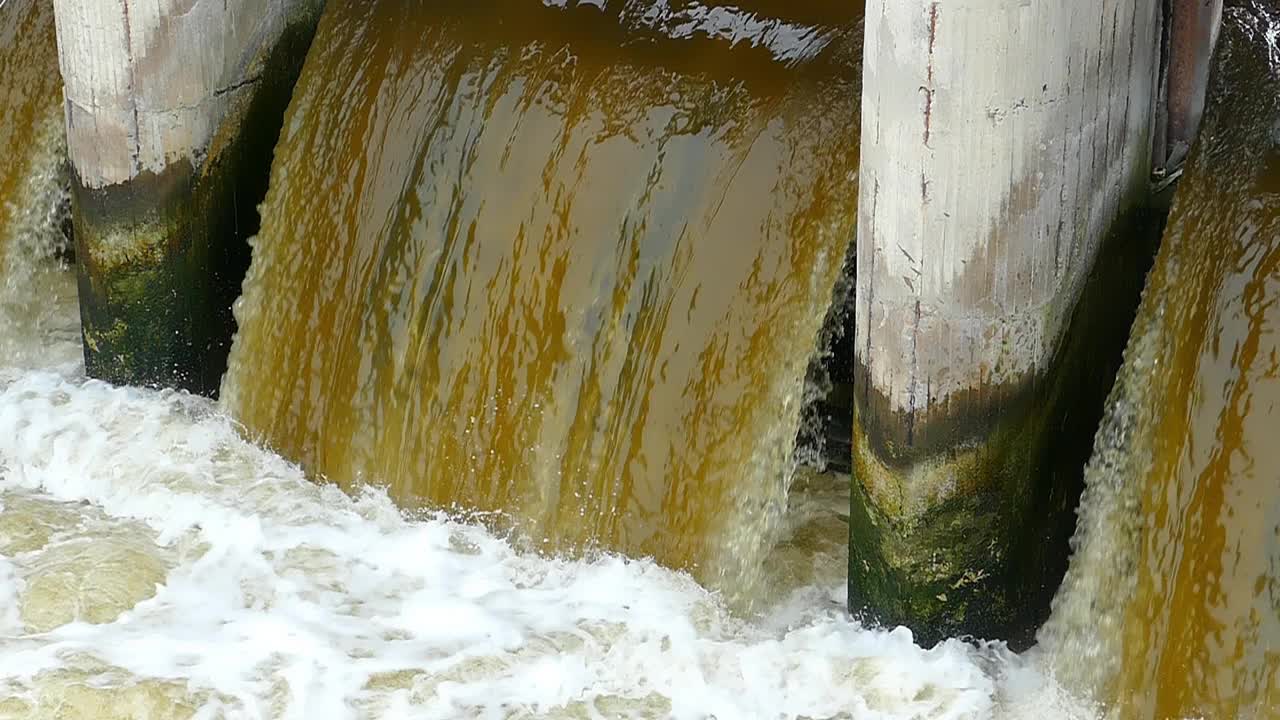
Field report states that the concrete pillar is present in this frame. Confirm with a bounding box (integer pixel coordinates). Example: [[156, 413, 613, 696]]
[[52, 0, 324, 394], [850, 0, 1164, 645]]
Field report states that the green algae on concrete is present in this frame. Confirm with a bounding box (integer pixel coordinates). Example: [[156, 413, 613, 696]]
[[848, 206, 1163, 649], [69, 16, 323, 395]]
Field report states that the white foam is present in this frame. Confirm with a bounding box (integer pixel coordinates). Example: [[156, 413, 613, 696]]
[[541, 0, 834, 64], [0, 368, 1099, 719], [629, 1, 833, 64]]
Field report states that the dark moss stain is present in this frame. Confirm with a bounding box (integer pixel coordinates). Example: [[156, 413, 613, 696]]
[[849, 203, 1165, 649], [71, 15, 324, 396]]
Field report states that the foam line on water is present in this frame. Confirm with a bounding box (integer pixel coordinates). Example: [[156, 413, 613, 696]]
[[0, 370, 1096, 719]]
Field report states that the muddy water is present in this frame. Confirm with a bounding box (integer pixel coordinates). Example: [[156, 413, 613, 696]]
[[221, 0, 862, 598], [0, 2, 1171, 718], [0, 86, 1088, 718], [0, 0, 60, 248], [1040, 4, 1280, 718], [0, 0, 77, 371], [4, 0, 1275, 717]]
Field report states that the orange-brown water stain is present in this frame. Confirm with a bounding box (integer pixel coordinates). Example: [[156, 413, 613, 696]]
[[0, 0, 62, 263], [1109, 12, 1280, 718], [224, 0, 862, 593]]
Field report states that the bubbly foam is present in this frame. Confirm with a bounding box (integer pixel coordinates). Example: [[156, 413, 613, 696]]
[[0, 364, 1098, 719]]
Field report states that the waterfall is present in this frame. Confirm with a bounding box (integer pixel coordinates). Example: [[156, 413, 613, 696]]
[[0, 0, 77, 372], [1040, 3, 1280, 717], [2, 0, 1276, 717], [220, 0, 862, 604]]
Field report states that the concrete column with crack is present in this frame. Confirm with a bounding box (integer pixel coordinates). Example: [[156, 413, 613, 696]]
[[52, 0, 324, 393], [850, 0, 1168, 646]]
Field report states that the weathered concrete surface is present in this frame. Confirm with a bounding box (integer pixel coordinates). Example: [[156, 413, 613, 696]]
[[52, 0, 324, 393], [851, 0, 1165, 645]]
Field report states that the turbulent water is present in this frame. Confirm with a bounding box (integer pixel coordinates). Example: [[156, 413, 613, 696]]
[[0, 2, 1106, 719], [3, 0, 1278, 718], [1039, 4, 1280, 718], [222, 0, 861, 598], [0, 365, 1097, 720]]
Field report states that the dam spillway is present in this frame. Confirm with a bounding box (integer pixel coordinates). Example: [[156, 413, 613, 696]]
[[0, 0, 1276, 718]]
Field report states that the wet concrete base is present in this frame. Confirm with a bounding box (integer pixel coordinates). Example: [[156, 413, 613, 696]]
[[847, 206, 1164, 649], [70, 20, 321, 396]]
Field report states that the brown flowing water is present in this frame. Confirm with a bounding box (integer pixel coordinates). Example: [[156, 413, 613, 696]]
[[3, 4, 1097, 718], [221, 0, 862, 601], [1040, 3, 1280, 718], [0, 4, 1087, 715], [0, 0, 59, 242], [0, 0, 77, 371], [1, 1, 1277, 718]]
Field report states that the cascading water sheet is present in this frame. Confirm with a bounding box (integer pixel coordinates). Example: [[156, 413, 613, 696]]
[[222, 0, 861, 598], [0, 0, 78, 371]]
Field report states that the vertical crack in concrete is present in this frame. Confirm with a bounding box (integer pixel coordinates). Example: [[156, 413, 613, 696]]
[[907, 2, 938, 430], [923, 2, 939, 147], [120, 0, 142, 174], [862, 179, 879, 409], [1056, 56, 1073, 275], [906, 298, 922, 445], [1121, 0, 1141, 185]]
